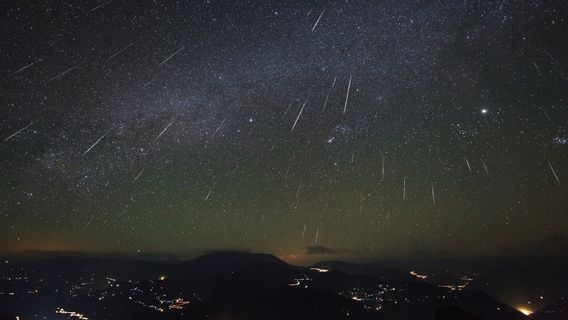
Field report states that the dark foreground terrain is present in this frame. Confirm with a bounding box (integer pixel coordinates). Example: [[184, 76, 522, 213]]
[[0, 252, 566, 320]]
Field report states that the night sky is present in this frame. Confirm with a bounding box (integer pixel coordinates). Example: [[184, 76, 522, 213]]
[[1, 0, 567, 263]]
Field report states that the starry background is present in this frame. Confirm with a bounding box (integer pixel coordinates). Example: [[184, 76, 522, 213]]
[[1, 0, 567, 263]]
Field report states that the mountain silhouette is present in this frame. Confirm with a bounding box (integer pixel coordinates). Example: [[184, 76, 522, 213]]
[[434, 306, 483, 320]]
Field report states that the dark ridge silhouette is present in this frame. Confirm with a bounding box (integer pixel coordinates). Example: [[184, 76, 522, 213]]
[[312, 259, 417, 282], [434, 306, 483, 320], [0, 252, 534, 320], [168, 251, 290, 281]]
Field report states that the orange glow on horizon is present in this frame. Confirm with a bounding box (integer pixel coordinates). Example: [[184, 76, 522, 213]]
[[517, 307, 533, 316]]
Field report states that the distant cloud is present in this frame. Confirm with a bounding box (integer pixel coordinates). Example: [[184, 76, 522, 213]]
[[306, 245, 341, 255]]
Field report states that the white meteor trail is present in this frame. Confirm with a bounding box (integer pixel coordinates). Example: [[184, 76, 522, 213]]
[[315, 228, 319, 243], [431, 181, 436, 206], [4, 120, 39, 141], [403, 177, 406, 200], [480, 158, 489, 176], [158, 46, 185, 67], [322, 92, 330, 112], [464, 157, 472, 172], [46, 65, 78, 83], [311, 9, 325, 31], [14, 58, 42, 75], [543, 48, 558, 64], [143, 74, 158, 88], [291, 99, 307, 132], [381, 154, 385, 181], [281, 103, 292, 120], [134, 169, 144, 181], [106, 41, 136, 61], [81, 215, 96, 231], [284, 167, 290, 178], [211, 116, 229, 140], [547, 161, 560, 185], [533, 61, 542, 76], [343, 75, 352, 114], [205, 185, 214, 201], [90, 0, 112, 12], [302, 224, 307, 237], [541, 108, 551, 122], [82, 129, 111, 156], [152, 119, 174, 144]]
